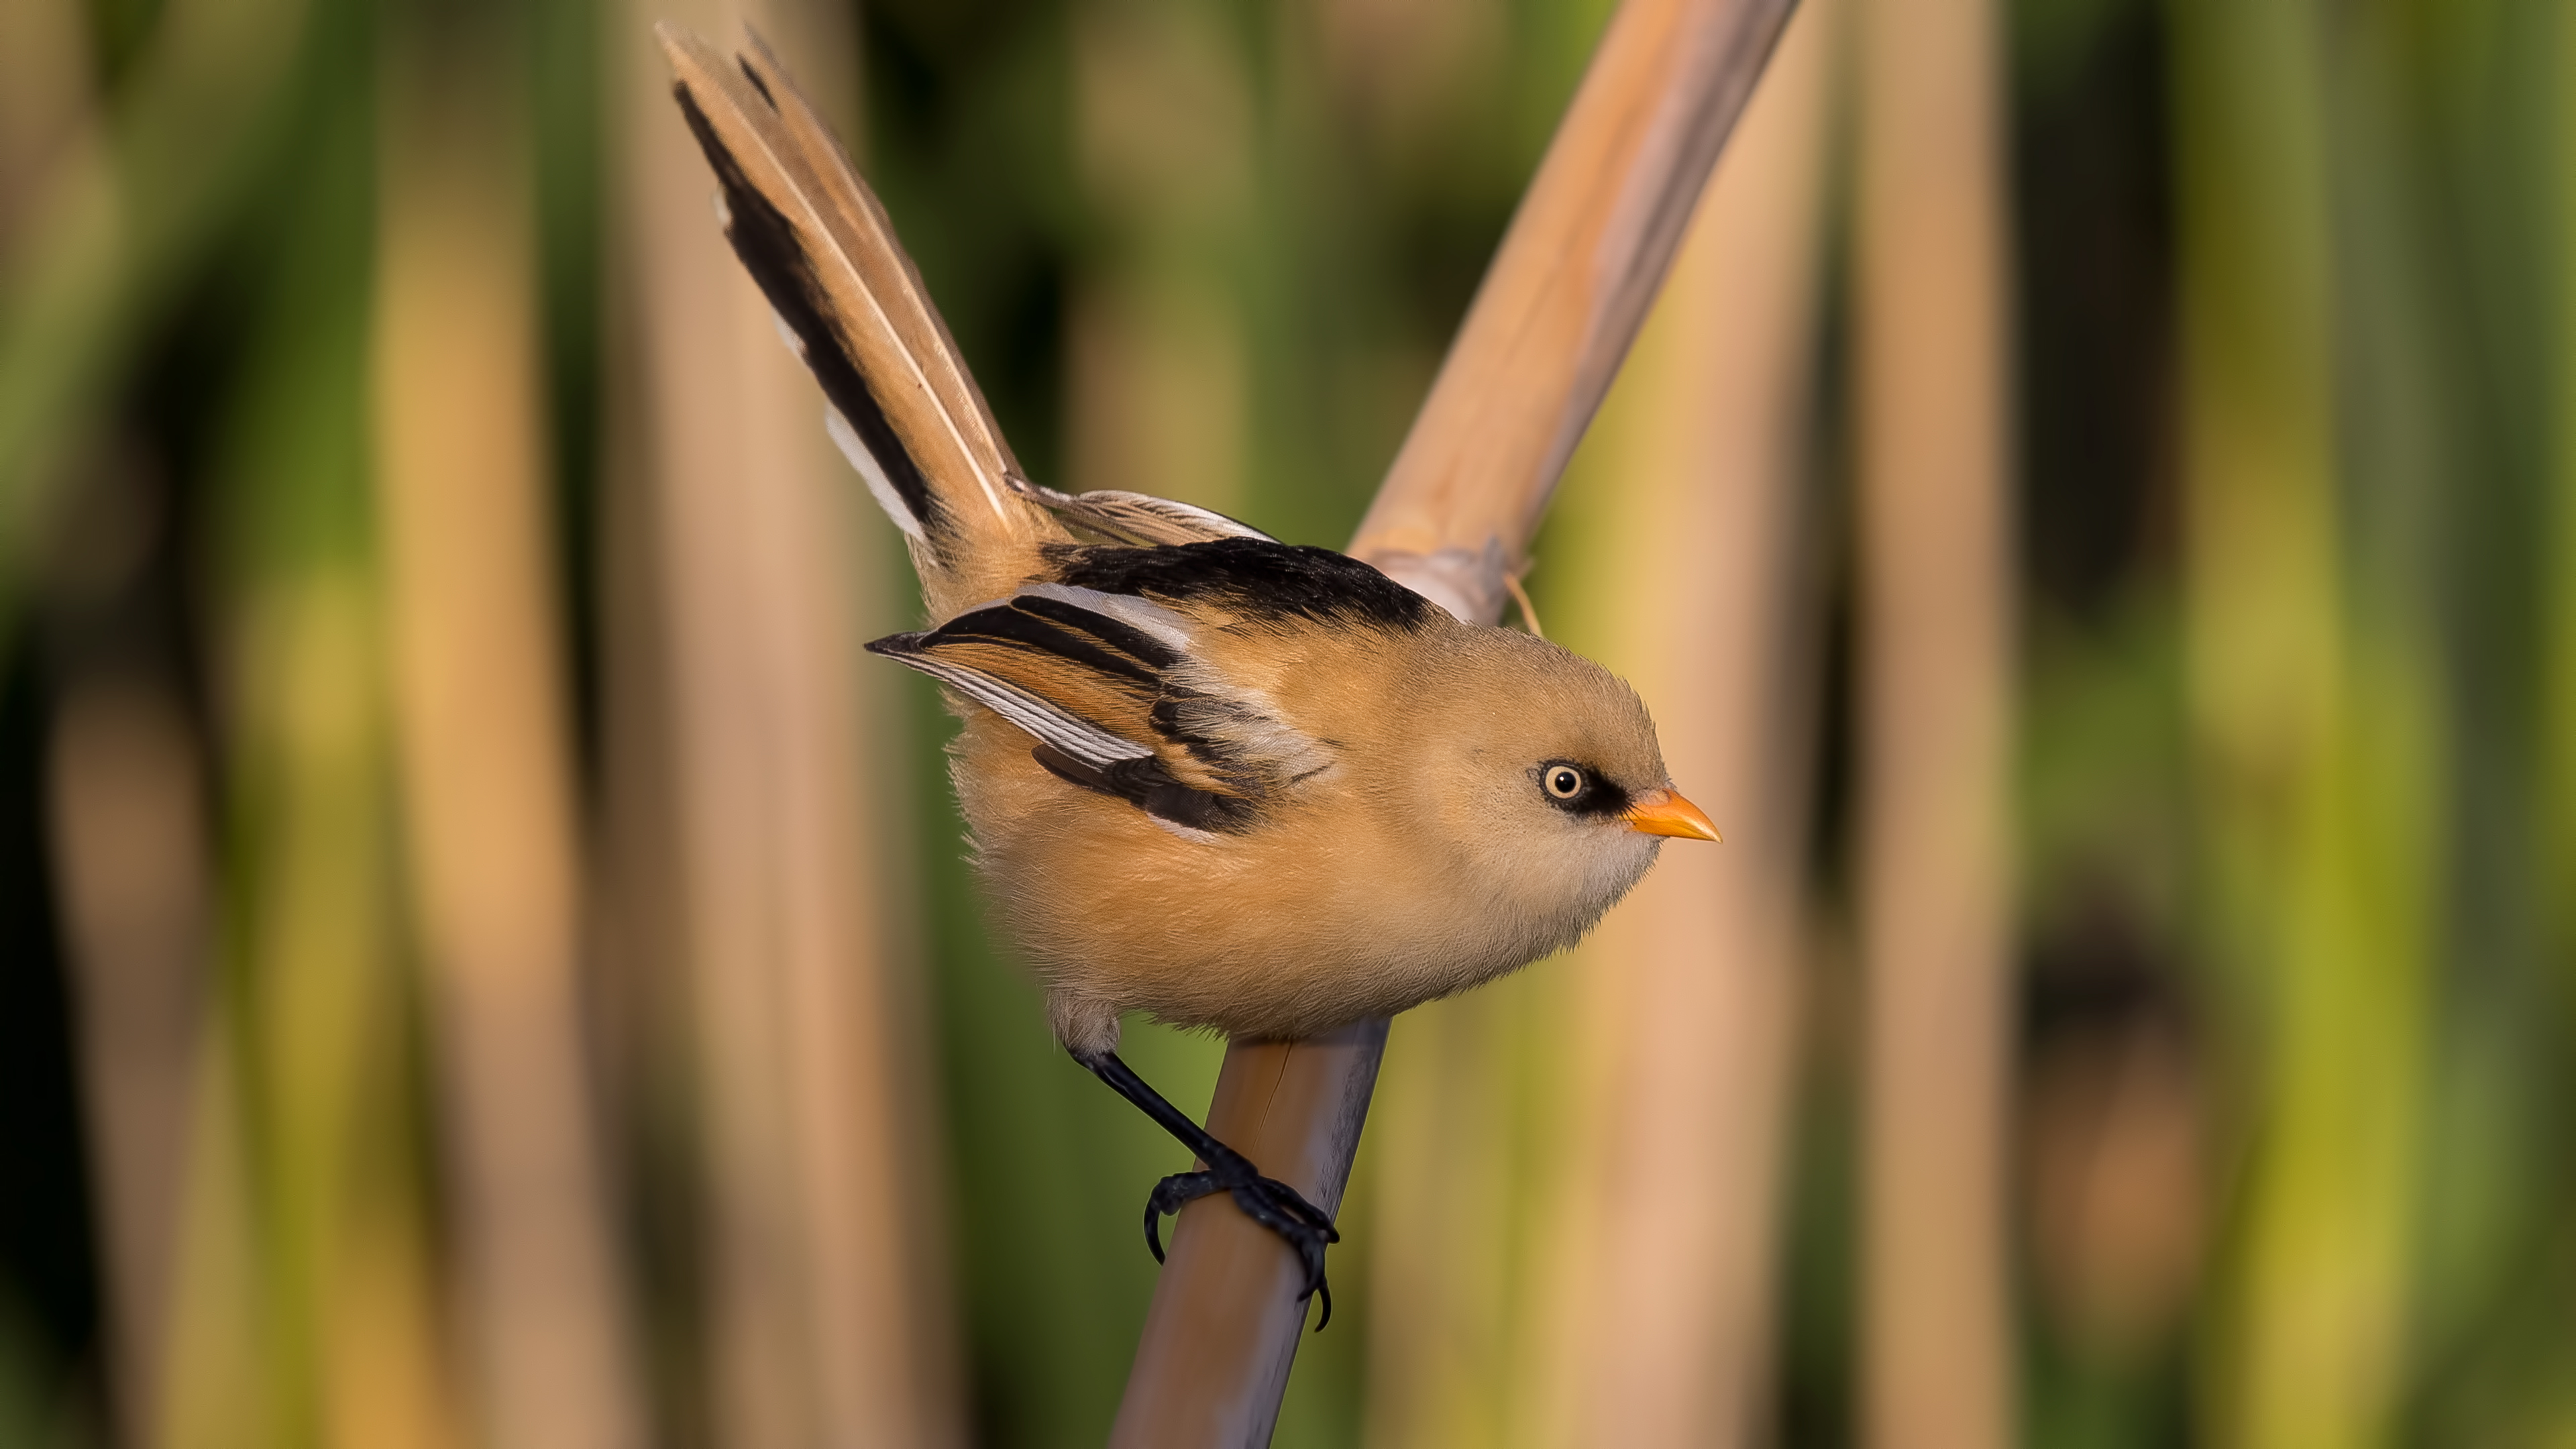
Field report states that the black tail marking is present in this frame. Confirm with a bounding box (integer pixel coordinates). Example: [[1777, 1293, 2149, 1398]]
[[670, 85, 947, 541]]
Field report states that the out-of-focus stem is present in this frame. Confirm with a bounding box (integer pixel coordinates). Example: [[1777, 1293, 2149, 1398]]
[[1352, 0, 1799, 625], [48, 674, 211, 1446], [195, 51, 461, 1438], [1067, 0, 1256, 521], [2548, 0, 2576, 998], [616, 3, 959, 1444], [12, 7, 205, 1442], [0, 0, 89, 252], [374, 21, 641, 1449], [2169, 1, 2430, 1443], [0, 0, 313, 608], [1851, 0, 2017, 1438]]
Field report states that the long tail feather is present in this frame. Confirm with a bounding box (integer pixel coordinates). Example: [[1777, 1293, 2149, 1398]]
[[657, 24, 1050, 580]]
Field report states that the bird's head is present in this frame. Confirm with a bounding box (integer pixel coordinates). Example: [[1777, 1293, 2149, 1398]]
[[1393, 626, 1717, 942]]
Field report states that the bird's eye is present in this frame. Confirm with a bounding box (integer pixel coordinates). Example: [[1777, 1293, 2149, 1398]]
[[1543, 765, 1587, 800]]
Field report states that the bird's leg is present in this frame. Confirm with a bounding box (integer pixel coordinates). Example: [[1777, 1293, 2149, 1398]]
[[1074, 1050, 1341, 1328]]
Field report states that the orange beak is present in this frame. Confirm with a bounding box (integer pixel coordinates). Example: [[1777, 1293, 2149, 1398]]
[[1623, 788, 1721, 843]]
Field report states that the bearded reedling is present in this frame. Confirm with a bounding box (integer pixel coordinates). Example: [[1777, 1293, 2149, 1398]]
[[657, 27, 1719, 1324]]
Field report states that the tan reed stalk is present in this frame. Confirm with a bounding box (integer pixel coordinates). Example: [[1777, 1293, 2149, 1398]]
[[213, 104, 462, 1441], [0, 0, 88, 251], [48, 672, 212, 1446], [9, 7, 208, 1441], [1521, 2, 1834, 1440], [1851, 0, 2019, 1438], [374, 17, 643, 1449], [1109, 0, 1800, 1441]]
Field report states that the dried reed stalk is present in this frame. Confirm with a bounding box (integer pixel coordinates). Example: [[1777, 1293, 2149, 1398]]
[[1110, 0, 1799, 1441], [1853, 0, 2017, 1438], [13, 7, 210, 1440], [374, 25, 641, 1449], [48, 675, 209, 1446], [615, 1, 959, 1442]]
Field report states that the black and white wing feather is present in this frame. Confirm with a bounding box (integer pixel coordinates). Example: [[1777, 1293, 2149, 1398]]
[[867, 539, 1438, 838], [869, 584, 1265, 837]]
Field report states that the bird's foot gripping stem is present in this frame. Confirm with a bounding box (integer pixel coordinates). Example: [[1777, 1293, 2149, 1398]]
[[1144, 1148, 1340, 1327], [1078, 1049, 1342, 1330]]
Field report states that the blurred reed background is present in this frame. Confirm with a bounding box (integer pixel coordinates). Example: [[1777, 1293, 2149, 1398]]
[[3, 0, 2575, 1444]]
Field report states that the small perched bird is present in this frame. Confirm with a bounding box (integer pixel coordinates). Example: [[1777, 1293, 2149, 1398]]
[[660, 27, 1718, 1323]]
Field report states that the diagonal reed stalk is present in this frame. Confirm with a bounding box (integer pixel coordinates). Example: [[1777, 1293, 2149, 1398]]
[[1107, 0, 1799, 1441], [1518, 4, 1835, 1439]]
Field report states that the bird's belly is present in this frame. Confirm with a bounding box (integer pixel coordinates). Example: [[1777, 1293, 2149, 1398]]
[[1062, 896, 1534, 1040], [960, 725, 1619, 1040], [993, 811, 1559, 1041]]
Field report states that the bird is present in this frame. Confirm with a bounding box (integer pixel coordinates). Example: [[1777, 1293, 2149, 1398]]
[[658, 25, 1719, 1326]]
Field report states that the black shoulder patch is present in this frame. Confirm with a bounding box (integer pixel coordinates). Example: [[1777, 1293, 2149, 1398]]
[[671, 85, 947, 541], [1043, 538, 1436, 632]]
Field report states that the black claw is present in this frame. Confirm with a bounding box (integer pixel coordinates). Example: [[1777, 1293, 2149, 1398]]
[[1142, 1158, 1341, 1328], [1079, 1051, 1344, 1327], [1144, 1170, 1221, 1263]]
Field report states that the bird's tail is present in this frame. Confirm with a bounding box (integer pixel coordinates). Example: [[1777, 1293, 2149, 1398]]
[[657, 25, 1058, 612]]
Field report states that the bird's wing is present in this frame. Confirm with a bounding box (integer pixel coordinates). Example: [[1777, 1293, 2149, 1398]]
[[1004, 478, 1277, 547], [658, 26, 1053, 576], [873, 539, 1440, 835], [873, 539, 1434, 835], [870, 583, 1269, 836]]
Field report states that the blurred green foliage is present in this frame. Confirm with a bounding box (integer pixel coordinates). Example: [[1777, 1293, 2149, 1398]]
[[3, 0, 2576, 1444]]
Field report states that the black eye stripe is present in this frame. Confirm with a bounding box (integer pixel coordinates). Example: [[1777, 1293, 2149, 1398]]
[[1534, 759, 1631, 818]]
